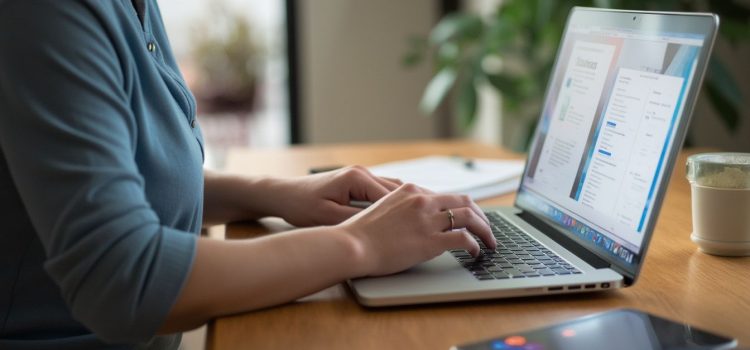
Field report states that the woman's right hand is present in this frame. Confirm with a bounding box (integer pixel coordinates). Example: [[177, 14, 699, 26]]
[[340, 183, 496, 277]]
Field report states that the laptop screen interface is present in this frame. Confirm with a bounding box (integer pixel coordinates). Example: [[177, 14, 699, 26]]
[[517, 24, 705, 267]]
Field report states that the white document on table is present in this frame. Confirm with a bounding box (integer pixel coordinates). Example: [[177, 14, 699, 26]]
[[369, 156, 525, 200]]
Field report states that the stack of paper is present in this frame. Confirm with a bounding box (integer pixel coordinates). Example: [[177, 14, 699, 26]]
[[369, 156, 525, 200]]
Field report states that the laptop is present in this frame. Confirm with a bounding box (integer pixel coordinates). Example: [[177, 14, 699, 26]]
[[349, 7, 718, 306]]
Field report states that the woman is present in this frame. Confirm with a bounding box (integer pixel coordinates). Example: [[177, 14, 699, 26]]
[[0, 1, 493, 349]]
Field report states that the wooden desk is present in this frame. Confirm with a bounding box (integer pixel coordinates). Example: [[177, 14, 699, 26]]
[[207, 140, 750, 349]]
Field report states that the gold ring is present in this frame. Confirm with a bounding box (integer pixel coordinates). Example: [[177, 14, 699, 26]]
[[447, 209, 455, 231]]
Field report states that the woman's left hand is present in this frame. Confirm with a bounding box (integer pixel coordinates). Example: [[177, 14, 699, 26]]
[[272, 166, 402, 227]]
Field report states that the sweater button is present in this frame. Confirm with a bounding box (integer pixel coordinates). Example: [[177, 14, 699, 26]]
[[147, 42, 156, 52], [190, 119, 196, 128]]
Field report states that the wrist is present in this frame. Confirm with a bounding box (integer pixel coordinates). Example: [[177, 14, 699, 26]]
[[333, 224, 372, 278], [248, 176, 293, 218]]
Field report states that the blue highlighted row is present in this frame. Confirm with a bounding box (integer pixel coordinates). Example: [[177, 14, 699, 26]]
[[606, 121, 616, 127], [598, 149, 611, 156]]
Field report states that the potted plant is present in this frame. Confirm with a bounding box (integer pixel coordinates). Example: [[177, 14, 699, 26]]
[[405, 0, 748, 151], [191, 2, 262, 114]]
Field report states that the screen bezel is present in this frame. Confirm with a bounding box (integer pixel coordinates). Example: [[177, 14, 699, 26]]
[[513, 7, 719, 283]]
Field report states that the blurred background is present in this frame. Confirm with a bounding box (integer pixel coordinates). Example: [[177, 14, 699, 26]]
[[158, 0, 748, 348], [160, 0, 748, 171]]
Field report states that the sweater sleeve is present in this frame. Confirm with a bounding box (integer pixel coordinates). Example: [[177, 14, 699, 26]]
[[0, 2, 196, 343]]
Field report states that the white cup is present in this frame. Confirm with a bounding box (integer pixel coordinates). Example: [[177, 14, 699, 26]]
[[686, 153, 750, 256]]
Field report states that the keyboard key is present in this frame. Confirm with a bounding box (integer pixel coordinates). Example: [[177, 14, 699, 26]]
[[492, 272, 510, 279], [504, 268, 523, 276], [463, 212, 585, 279]]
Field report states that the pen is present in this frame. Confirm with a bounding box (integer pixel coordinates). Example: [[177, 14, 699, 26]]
[[452, 155, 475, 170], [309, 165, 343, 174], [463, 158, 475, 170], [349, 200, 372, 209]]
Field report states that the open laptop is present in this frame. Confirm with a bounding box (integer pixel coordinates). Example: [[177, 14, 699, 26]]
[[349, 7, 718, 306]]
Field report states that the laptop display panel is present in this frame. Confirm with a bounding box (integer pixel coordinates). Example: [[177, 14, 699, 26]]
[[515, 8, 718, 280]]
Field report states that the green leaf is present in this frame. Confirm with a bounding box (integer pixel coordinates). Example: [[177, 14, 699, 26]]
[[534, 0, 555, 33], [429, 13, 483, 45], [455, 77, 478, 129], [708, 58, 743, 109], [436, 42, 460, 66], [718, 20, 750, 47], [485, 74, 519, 96], [485, 73, 526, 112], [419, 67, 457, 115], [402, 37, 427, 67], [402, 52, 422, 67], [521, 118, 539, 152], [708, 0, 750, 22], [704, 80, 740, 132]]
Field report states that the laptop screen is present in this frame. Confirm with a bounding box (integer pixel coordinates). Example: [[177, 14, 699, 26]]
[[516, 17, 706, 269]]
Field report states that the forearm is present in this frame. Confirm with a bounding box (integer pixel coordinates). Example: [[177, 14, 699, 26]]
[[159, 226, 365, 333], [202, 170, 288, 226], [164, 183, 494, 333]]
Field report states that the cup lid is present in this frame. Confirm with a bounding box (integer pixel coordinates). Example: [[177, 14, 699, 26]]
[[686, 152, 750, 189]]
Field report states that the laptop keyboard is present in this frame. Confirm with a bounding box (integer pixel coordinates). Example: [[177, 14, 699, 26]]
[[450, 212, 582, 281]]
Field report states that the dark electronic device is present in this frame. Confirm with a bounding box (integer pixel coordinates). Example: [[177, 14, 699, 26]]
[[452, 309, 737, 350]]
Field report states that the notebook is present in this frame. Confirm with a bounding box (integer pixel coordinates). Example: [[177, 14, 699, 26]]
[[348, 7, 718, 306], [369, 156, 524, 200]]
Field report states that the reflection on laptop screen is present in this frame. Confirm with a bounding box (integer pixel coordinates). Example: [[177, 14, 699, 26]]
[[518, 25, 704, 266]]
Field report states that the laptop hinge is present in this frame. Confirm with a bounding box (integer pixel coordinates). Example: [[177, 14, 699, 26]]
[[611, 265, 634, 286], [517, 211, 609, 269]]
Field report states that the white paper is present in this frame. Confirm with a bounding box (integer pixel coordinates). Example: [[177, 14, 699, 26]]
[[369, 156, 525, 199]]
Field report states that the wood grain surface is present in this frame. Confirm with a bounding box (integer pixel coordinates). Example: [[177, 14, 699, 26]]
[[207, 140, 749, 349]]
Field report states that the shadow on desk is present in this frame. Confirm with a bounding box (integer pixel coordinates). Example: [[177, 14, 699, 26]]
[[207, 141, 750, 350]]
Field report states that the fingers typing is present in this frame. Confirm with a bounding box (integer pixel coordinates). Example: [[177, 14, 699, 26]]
[[434, 207, 495, 251]]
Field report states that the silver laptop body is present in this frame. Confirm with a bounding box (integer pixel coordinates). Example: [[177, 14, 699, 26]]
[[349, 7, 718, 306]]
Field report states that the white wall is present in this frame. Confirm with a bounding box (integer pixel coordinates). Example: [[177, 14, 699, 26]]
[[299, 0, 440, 144]]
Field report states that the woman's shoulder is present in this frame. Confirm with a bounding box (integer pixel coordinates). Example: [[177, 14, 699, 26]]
[[0, 0, 137, 40], [0, 0, 145, 78]]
